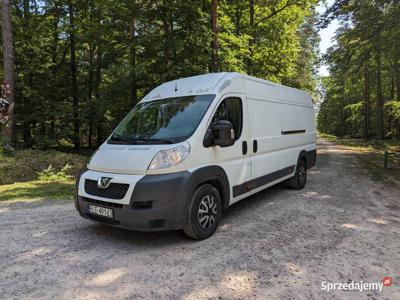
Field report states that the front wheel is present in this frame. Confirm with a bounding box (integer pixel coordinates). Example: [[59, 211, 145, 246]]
[[183, 184, 222, 240], [288, 159, 307, 189]]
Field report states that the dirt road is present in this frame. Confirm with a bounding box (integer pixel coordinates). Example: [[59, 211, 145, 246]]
[[0, 139, 399, 299]]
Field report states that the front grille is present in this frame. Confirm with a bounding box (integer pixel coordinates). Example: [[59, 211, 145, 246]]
[[84, 179, 129, 200]]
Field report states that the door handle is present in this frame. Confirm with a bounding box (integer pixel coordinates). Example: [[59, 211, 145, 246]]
[[253, 140, 258, 153], [242, 141, 248, 155]]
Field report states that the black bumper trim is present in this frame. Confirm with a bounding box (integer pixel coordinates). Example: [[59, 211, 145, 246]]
[[306, 149, 317, 169], [76, 171, 193, 232], [78, 195, 180, 231], [233, 165, 295, 197], [76, 167, 232, 232]]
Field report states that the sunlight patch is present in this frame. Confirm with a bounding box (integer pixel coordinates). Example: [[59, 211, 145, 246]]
[[286, 262, 304, 275], [183, 271, 256, 299], [17, 247, 52, 261], [89, 268, 127, 286], [0, 207, 9, 214], [303, 191, 332, 200], [342, 223, 360, 229], [220, 272, 256, 295], [32, 230, 48, 237], [219, 223, 232, 231], [369, 218, 387, 225]]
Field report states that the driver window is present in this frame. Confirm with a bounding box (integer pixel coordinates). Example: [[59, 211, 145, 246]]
[[212, 97, 243, 140]]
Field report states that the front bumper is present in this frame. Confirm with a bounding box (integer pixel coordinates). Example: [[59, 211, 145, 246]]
[[75, 170, 192, 231]]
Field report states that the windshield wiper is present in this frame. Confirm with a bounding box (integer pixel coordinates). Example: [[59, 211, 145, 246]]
[[131, 138, 174, 144], [109, 135, 174, 145], [109, 134, 138, 144]]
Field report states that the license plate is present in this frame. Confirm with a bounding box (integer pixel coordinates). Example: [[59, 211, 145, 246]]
[[88, 204, 113, 219]]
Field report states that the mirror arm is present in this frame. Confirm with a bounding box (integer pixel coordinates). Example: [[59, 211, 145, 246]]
[[203, 128, 215, 147]]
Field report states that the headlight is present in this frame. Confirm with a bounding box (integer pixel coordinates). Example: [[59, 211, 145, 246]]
[[148, 142, 190, 170]]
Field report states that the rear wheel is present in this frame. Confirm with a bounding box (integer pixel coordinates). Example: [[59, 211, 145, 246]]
[[183, 184, 222, 240], [288, 159, 307, 189]]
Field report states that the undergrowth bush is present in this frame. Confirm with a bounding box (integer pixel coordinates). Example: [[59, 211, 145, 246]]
[[0, 149, 89, 185], [37, 164, 74, 181]]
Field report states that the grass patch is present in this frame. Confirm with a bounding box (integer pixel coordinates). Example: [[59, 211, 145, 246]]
[[319, 133, 400, 186], [0, 179, 75, 203], [0, 149, 89, 185], [319, 133, 400, 152], [0, 149, 88, 203]]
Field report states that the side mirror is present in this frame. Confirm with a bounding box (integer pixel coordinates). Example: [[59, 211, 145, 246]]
[[203, 120, 235, 148]]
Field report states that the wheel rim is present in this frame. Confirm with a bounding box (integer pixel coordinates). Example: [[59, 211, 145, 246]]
[[299, 164, 306, 185], [198, 194, 218, 229]]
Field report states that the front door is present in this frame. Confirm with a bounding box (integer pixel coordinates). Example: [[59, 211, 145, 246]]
[[206, 94, 252, 205]]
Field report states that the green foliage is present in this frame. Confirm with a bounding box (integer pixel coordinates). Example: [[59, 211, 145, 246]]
[[385, 101, 400, 139], [317, 77, 347, 136], [318, 0, 400, 140], [344, 102, 364, 138], [386, 101, 400, 120], [3, 0, 319, 150], [0, 149, 88, 185], [37, 164, 74, 181]]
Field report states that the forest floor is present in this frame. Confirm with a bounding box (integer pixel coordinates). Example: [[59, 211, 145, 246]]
[[0, 138, 399, 299], [319, 133, 400, 187], [0, 148, 87, 202]]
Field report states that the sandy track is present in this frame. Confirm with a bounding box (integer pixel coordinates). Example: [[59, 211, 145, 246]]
[[0, 139, 399, 299]]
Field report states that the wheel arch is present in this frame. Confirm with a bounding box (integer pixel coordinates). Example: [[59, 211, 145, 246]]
[[297, 150, 308, 169], [297, 149, 316, 169], [188, 165, 230, 210]]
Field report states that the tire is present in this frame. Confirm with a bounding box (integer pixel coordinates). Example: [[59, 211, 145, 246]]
[[288, 158, 307, 190], [183, 184, 222, 240]]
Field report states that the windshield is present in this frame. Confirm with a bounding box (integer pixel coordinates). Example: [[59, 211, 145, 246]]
[[109, 94, 215, 144]]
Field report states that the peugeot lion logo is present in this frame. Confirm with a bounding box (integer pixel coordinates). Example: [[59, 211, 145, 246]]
[[97, 177, 112, 189]]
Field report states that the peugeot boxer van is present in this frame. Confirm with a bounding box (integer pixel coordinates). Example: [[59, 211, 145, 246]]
[[75, 72, 316, 239]]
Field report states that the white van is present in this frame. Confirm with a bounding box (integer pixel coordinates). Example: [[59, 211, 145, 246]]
[[75, 72, 316, 239]]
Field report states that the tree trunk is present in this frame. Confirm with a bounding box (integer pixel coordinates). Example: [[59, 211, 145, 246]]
[[22, 0, 33, 147], [88, 43, 94, 148], [249, 0, 254, 34], [95, 56, 103, 147], [95, 20, 103, 147], [210, 0, 219, 72], [396, 63, 400, 101], [1, 0, 15, 147], [129, 17, 137, 107], [69, 1, 80, 150], [363, 67, 370, 139], [161, 5, 172, 81], [235, 0, 241, 35], [88, 2, 94, 148], [375, 50, 384, 139], [390, 76, 395, 101], [50, 2, 60, 142], [247, 0, 254, 75]]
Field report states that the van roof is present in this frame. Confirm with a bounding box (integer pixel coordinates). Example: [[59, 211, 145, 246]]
[[142, 72, 310, 103]]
